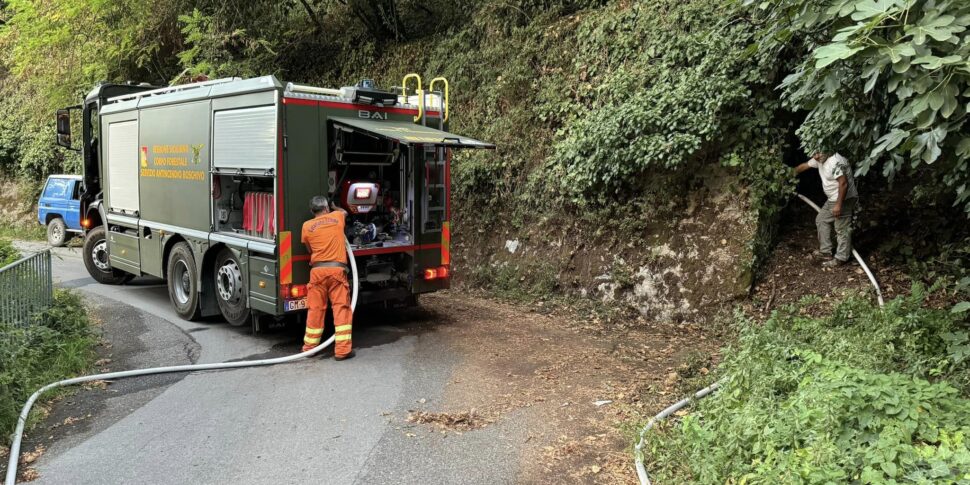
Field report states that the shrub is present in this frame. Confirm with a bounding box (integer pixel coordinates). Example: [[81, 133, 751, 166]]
[[645, 287, 970, 483], [0, 290, 95, 445], [0, 238, 18, 266]]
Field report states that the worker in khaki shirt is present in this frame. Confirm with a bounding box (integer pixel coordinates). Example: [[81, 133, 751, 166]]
[[300, 196, 354, 360], [795, 151, 859, 267]]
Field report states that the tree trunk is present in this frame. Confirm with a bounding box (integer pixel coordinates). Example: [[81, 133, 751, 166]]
[[299, 0, 324, 33], [346, 0, 405, 41]]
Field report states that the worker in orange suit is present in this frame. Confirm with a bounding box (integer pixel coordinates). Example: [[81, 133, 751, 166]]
[[300, 196, 354, 360]]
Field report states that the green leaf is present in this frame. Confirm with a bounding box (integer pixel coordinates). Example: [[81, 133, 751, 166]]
[[814, 43, 866, 68], [864, 72, 879, 93], [880, 460, 897, 478], [852, 0, 901, 21], [952, 302, 970, 314], [908, 13, 965, 45], [913, 55, 964, 70], [891, 57, 911, 73], [956, 137, 970, 158], [880, 43, 916, 63], [871, 129, 910, 158], [861, 466, 881, 483], [941, 93, 958, 118]]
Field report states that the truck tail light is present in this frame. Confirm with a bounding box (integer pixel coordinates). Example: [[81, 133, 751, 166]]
[[423, 266, 450, 281], [281, 284, 308, 299]]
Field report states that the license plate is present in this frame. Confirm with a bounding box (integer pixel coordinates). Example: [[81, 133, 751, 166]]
[[285, 298, 307, 312]]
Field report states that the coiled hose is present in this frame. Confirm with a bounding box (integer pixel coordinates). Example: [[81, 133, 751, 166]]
[[4, 240, 359, 485], [633, 194, 886, 485]]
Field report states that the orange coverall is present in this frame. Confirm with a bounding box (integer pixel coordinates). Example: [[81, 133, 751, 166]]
[[300, 210, 353, 357]]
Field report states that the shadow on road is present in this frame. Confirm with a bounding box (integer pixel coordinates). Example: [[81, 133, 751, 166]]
[[228, 301, 454, 361], [58, 269, 453, 361]]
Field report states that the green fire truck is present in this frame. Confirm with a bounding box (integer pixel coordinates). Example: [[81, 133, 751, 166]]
[[56, 75, 493, 331]]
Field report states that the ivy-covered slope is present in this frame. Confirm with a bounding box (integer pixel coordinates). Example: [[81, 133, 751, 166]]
[[370, 1, 794, 321], [0, 0, 794, 322]]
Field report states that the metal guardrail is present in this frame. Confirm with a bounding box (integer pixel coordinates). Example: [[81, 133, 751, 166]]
[[0, 249, 54, 327]]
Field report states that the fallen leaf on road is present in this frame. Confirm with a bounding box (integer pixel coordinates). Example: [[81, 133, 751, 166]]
[[63, 416, 83, 426], [19, 445, 45, 465], [83, 380, 109, 390], [20, 468, 39, 482], [664, 372, 679, 387], [407, 409, 491, 431], [94, 358, 112, 366]]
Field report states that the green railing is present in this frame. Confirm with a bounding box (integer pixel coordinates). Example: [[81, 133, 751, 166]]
[[0, 249, 53, 327]]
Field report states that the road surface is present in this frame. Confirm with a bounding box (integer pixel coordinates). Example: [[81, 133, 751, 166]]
[[15, 242, 529, 484], [10, 240, 687, 484]]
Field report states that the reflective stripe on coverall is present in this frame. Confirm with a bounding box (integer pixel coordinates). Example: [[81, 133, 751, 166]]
[[303, 267, 353, 356]]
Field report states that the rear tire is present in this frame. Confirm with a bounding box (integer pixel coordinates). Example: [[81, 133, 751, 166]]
[[83, 226, 133, 285], [167, 242, 201, 321], [214, 248, 250, 327], [47, 217, 67, 247]]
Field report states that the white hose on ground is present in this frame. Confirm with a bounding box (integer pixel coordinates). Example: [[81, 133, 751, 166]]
[[795, 194, 885, 307], [633, 381, 722, 485], [632, 194, 886, 485], [4, 239, 359, 485]]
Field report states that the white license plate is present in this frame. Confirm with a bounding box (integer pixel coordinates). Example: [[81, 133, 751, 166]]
[[285, 298, 307, 312]]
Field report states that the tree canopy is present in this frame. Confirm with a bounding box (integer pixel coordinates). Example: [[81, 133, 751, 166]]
[[749, 0, 970, 211]]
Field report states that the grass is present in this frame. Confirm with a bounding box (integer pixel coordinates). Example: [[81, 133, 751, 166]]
[[0, 222, 45, 242], [0, 290, 96, 447], [643, 286, 970, 484], [0, 238, 18, 266]]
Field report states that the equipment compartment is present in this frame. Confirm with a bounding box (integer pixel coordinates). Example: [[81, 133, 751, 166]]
[[329, 122, 414, 251], [212, 174, 275, 240]]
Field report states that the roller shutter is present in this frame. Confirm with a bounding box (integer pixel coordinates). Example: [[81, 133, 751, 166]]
[[213, 106, 277, 170], [107, 120, 140, 212]]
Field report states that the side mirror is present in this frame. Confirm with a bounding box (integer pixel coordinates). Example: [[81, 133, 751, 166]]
[[56, 108, 79, 151]]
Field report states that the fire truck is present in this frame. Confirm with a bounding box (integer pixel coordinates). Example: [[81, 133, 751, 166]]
[[55, 75, 493, 330]]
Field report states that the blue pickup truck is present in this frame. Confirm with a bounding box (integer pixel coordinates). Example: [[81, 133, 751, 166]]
[[37, 174, 83, 247]]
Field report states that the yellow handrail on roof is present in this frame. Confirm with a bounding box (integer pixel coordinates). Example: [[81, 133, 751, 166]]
[[429, 77, 449, 123], [402, 73, 423, 123]]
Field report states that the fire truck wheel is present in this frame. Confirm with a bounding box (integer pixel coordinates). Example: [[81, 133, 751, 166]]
[[82, 226, 134, 285], [166, 242, 202, 321], [214, 248, 250, 327]]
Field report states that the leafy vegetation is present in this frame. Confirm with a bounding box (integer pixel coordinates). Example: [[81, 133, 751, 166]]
[[0, 222, 45, 242], [748, 0, 970, 212], [0, 290, 95, 446], [646, 288, 970, 483], [0, 238, 18, 266]]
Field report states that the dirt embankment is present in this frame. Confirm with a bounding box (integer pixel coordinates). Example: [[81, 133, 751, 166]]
[[454, 166, 763, 326], [0, 177, 38, 226]]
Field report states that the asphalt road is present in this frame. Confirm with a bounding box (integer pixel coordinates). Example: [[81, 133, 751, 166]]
[[18, 242, 528, 484]]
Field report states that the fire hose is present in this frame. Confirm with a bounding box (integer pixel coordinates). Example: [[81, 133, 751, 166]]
[[633, 193, 885, 485], [4, 239, 359, 485]]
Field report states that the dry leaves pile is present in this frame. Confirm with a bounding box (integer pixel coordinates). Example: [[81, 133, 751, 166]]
[[406, 409, 492, 431]]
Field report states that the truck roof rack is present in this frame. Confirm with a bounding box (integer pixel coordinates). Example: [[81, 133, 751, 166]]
[[106, 77, 242, 103]]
